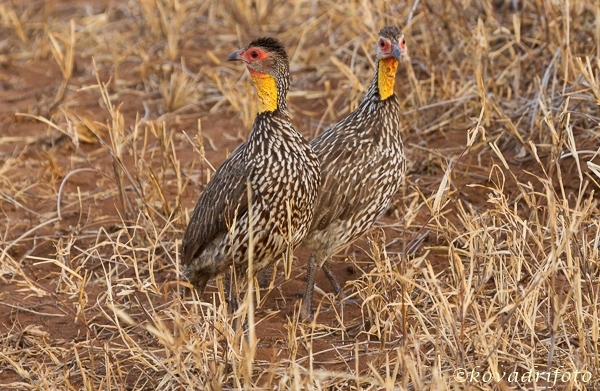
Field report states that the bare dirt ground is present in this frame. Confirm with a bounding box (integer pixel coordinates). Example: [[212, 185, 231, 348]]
[[1, 0, 599, 390]]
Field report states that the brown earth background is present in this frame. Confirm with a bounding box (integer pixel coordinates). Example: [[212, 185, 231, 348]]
[[1, 0, 599, 390]]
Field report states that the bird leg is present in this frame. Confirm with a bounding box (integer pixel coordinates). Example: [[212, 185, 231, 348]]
[[300, 253, 324, 321], [224, 264, 252, 338], [256, 263, 275, 289], [195, 275, 210, 298], [223, 267, 241, 315], [321, 260, 346, 299], [321, 260, 361, 306]]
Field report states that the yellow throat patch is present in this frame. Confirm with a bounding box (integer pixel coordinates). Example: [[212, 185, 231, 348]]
[[249, 69, 278, 113], [377, 57, 398, 100]]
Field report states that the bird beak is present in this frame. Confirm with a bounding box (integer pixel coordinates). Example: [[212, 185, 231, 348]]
[[226, 49, 244, 62], [391, 43, 402, 61]]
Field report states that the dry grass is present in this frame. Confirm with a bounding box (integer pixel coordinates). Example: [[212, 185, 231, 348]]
[[1, 0, 599, 389]]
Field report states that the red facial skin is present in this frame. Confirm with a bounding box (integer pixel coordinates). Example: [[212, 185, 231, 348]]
[[378, 37, 407, 57], [229, 47, 270, 77], [378, 38, 392, 53], [241, 47, 269, 62]]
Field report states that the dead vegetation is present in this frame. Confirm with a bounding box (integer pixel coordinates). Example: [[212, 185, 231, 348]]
[[0, 0, 599, 390]]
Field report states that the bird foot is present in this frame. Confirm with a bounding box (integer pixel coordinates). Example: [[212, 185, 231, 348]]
[[340, 297, 361, 306], [300, 308, 313, 323]]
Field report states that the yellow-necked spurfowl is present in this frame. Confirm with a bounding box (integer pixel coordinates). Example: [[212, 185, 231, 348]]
[[300, 26, 407, 320], [181, 37, 321, 307]]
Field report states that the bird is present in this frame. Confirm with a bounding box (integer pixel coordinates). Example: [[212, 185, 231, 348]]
[[180, 37, 321, 311], [299, 25, 408, 321]]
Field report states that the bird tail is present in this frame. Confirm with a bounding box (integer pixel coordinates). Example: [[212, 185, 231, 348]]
[[181, 265, 210, 300]]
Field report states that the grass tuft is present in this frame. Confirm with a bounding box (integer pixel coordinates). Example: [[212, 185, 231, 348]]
[[1, 0, 599, 389]]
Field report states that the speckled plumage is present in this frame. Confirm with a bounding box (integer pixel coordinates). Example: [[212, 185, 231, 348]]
[[300, 26, 407, 320], [181, 38, 320, 300]]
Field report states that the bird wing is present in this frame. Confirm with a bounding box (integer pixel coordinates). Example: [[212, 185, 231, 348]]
[[181, 146, 251, 265]]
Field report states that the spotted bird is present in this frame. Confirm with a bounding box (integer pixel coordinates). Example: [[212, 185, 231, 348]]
[[300, 26, 407, 320], [181, 37, 321, 310]]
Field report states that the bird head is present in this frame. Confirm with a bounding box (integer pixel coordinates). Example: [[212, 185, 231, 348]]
[[227, 37, 290, 113], [375, 25, 406, 62], [374, 26, 406, 100]]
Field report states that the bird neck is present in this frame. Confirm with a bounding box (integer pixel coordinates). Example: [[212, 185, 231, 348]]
[[370, 57, 398, 100], [249, 69, 288, 113]]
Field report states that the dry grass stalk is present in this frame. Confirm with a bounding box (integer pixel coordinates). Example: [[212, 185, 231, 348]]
[[0, 0, 599, 390]]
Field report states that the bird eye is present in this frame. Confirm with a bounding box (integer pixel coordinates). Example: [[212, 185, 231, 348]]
[[379, 40, 385, 47], [251, 50, 259, 58]]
